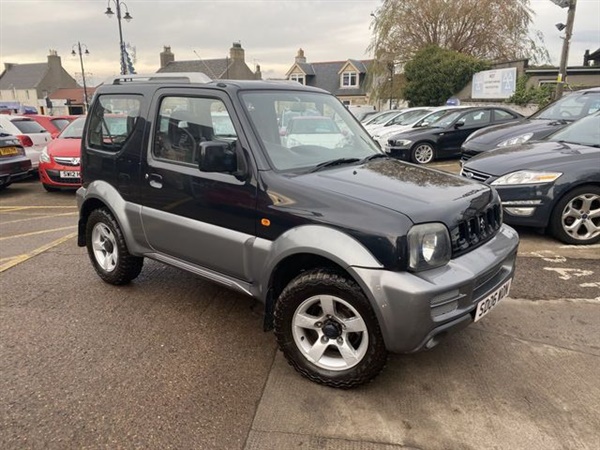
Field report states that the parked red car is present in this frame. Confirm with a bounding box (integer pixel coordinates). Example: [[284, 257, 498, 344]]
[[28, 114, 80, 139], [38, 117, 85, 191]]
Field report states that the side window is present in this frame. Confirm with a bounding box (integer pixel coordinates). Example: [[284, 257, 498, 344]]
[[461, 110, 491, 127], [153, 96, 237, 165], [88, 95, 141, 152], [494, 109, 516, 121]]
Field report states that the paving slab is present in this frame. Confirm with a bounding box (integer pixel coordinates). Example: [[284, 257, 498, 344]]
[[250, 299, 600, 450]]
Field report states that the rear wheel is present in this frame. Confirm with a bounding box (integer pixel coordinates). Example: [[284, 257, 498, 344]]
[[274, 268, 387, 388], [86, 208, 144, 284], [549, 185, 600, 245], [410, 142, 435, 164]]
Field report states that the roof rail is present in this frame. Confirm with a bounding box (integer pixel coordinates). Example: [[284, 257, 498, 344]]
[[107, 72, 212, 85]]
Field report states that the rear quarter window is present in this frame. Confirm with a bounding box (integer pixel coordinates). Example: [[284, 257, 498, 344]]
[[87, 95, 141, 152], [10, 119, 48, 134]]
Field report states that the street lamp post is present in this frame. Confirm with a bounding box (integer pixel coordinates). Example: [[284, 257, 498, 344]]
[[554, 0, 578, 99], [387, 62, 395, 110], [104, 0, 133, 75], [72, 42, 90, 112]]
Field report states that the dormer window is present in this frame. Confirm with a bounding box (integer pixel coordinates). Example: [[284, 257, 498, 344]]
[[289, 73, 305, 85], [341, 71, 358, 88]]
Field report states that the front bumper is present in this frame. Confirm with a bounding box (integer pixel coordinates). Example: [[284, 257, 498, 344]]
[[350, 224, 519, 353], [0, 157, 33, 186], [39, 163, 81, 188], [494, 185, 555, 228], [385, 145, 411, 162]]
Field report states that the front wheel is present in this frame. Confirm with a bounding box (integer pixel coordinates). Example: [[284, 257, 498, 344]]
[[86, 208, 144, 285], [549, 186, 600, 245], [274, 269, 387, 388], [410, 142, 435, 164]]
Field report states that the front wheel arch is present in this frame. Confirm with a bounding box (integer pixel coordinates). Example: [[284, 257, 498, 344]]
[[549, 184, 600, 245]]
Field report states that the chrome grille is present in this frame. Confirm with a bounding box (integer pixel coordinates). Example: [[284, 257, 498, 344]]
[[450, 203, 502, 257], [460, 166, 492, 183], [54, 157, 80, 166]]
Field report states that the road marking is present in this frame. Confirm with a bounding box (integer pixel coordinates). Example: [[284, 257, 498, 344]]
[[579, 282, 600, 288], [525, 250, 567, 263], [0, 225, 77, 241], [0, 232, 77, 273], [543, 267, 594, 281], [1, 212, 78, 225], [560, 243, 600, 249], [0, 206, 77, 209]]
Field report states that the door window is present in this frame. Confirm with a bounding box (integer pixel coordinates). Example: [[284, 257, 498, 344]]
[[153, 96, 237, 165], [493, 109, 517, 122], [460, 110, 491, 127]]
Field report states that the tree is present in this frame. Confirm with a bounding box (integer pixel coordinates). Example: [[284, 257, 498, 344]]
[[369, 0, 549, 65], [402, 46, 490, 106]]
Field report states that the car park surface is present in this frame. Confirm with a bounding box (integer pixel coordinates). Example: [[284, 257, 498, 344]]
[[1, 175, 599, 449]]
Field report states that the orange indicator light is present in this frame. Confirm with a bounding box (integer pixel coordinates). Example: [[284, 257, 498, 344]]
[[261, 218, 271, 227]]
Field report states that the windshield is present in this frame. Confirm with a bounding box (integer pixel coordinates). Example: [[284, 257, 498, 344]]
[[58, 117, 86, 138], [241, 90, 380, 171], [388, 109, 431, 126], [51, 118, 72, 130], [415, 109, 452, 127], [368, 111, 402, 125], [532, 91, 600, 121], [548, 113, 600, 147], [10, 119, 47, 134]]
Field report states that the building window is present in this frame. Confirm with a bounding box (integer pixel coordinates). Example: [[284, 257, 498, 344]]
[[289, 73, 305, 85], [341, 71, 358, 88]]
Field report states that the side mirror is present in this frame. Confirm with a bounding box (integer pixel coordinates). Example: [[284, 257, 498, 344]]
[[279, 128, 287, 136], [198, 141, 237, 174], [454, 121, 465, 129]]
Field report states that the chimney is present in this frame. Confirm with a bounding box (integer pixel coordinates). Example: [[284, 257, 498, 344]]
[[295, 48, 306, 64], [4, 63, 15, 71], [47, 50, 61, 70], [229, 42, 245, 62], [255, 64, 262, 80], [160, 46, 175, 69], [583, 49, 590, 67]]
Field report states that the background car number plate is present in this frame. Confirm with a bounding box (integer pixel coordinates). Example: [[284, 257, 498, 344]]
[[0, 146, 20, 156], [60, 171, 80, 178], [474, 279, 512, 322]]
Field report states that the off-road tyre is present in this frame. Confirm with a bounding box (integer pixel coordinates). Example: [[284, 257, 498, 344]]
[[274, 268, 387, 388], [86, 208, 144, 285]]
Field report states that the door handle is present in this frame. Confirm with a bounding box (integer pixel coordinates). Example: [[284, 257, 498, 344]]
[[145, 173, 163, 189]]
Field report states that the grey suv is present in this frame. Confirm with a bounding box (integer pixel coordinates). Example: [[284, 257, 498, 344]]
[[77, 73, 519, 387]]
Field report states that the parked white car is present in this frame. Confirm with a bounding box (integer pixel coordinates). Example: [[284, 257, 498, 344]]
[[373, 106, 469, 148], [365, 107, 434, 136], [0, 115, 51, 170], [282, 116, 347, 149]]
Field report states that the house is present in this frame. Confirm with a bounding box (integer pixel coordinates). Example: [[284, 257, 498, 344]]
[[157, 43, 261, 80], [48, 87, 97, 115], [0, 50, 79, 115], [285, 49, 373, 106]]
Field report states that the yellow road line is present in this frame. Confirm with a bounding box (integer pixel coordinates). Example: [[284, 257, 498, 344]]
[[0, 232, 78, 273], [0, 225, 77, 241], [1, 212, 78, 225], [0, 206, 77, 209]]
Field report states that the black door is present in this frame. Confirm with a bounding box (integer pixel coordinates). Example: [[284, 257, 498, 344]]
[[139, 89, 258, 280], [438, 109, 492, 156]]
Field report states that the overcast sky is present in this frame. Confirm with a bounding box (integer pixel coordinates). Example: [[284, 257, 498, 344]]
[[1, 0, 599, 87]]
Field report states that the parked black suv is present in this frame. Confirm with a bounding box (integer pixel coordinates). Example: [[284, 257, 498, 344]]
[[77, 73, 519, 387], [461, 87, 600, 163]]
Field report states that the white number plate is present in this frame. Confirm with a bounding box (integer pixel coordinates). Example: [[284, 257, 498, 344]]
[[474, 279, 512, 322], [60, 170, 80, 178]]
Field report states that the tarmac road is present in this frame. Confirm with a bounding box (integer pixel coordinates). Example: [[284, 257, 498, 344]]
[[1, 176, 599, 450]]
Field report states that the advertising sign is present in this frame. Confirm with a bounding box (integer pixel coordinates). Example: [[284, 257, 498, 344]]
[[471, 67, 517, 99]]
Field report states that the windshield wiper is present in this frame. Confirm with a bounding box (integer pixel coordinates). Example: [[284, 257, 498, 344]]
[[310, 158, 361, 173], [360, 153, 388, 163], [549, 119, 570, 125]]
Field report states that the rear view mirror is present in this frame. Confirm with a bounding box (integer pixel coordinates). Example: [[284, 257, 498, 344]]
[[454, 121, 465, 129]]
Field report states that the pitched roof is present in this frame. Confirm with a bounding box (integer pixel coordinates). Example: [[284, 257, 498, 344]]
[[302, 60, 373, 96], [157, 58, 231, 79], [0, 63, 48, 90]]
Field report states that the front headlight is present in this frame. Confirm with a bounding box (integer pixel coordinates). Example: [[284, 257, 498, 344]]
[[491, 170, 562, 186], [497, 133, 533, 147], [391, 139, 412, 147], [407, 223, 451, 272], [40, 147, 51, 163]]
